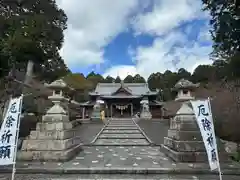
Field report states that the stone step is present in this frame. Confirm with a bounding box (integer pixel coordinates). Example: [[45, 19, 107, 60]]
[[109, 119, 133, 122], [98, 134, 145, 139], [107, 124, 135, 126], [102, 130, 141, 134], [5, 174, 238, 179], [105, 127, 139, 130], [94, 139, 149, 145], [108, 123, 135, 124], [108, 122, 135, 124], [109, 121, 134, 123], [1, 168, 240, 177], [107, 125, 136, 127]]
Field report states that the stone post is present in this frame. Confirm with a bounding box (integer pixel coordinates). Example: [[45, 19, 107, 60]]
[[17, 79, 82, 162]]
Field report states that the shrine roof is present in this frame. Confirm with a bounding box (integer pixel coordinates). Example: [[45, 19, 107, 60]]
[[79, 101, 95, 106], [100, 95, 142, 99], [149, 100, 164, 106], [89, 83, 158, 96]]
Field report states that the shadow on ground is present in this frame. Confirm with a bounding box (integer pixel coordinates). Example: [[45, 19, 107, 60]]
[[137, 119, 170, 145]]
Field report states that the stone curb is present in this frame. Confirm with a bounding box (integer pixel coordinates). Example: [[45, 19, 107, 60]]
[[87, 144, 151, 146], [0, 167, 240, 175]]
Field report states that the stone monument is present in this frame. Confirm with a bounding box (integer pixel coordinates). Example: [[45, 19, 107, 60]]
[[17, 79, 82, 161], [140, 97, 152, 119], [161, 79, 228, 162]]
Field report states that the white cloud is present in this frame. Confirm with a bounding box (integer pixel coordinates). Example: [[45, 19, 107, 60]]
[[132, 0, 207, 36], [57, 0, 213, 80], [104, 31, 212, 79], [56, 0, 139, 68], [104, 0, 213, 79], [103, 65, 138, 80]]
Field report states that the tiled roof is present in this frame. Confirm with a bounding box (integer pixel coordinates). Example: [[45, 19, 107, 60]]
[[100, 95, 142, 99], [89, 83, 158, 96]]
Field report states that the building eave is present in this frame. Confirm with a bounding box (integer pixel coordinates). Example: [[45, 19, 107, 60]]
[[100, 95, 142, 99]]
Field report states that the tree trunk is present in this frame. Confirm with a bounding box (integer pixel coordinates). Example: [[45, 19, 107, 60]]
[[24, 60, 34, 85]]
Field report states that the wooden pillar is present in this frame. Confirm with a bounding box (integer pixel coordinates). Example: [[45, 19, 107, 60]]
[[82, 107, 85, 119], [110, 104, 112, 118], [131, 103, 133, 116]]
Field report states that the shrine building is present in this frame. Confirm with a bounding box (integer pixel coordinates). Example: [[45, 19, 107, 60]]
[[80, 81, 163, 119]]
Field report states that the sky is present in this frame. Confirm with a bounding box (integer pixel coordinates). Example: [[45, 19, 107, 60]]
[[56, 0, 213, 80]]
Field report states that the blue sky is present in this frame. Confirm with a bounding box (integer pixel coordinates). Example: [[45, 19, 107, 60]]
[[57, 0, 213, 79]]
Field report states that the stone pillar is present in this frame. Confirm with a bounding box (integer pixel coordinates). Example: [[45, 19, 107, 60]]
[[161, 102, 228, 162], [17, 79, 82, 162]]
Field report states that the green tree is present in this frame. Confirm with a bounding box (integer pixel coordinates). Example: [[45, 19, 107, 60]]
[[177, 68, 191, 80], [63, 73, 92, 102], [162, 70, 179, 89], [133, 74, 146, 83], [0, 0, 68, 81], [192, 65, 215, 83], [147, 72, 164, 91], [104, 75, 115, 83], [115, 76, 121, 83], [124, 75, 134, 83], [86, 71, 104, 89], [227, 52, 240, 79], [202, 0, 239, 59]]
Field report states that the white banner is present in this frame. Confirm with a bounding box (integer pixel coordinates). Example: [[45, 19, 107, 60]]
[[190, 99, 220, 171], [0, 96, 23, 165]]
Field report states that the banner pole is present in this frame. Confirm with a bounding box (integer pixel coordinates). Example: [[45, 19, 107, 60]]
[[11, 95, 23, 180], [207, 97, 223, 180]]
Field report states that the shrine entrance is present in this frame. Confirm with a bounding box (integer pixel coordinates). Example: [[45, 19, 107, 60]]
[[110, 103, 133, 118]]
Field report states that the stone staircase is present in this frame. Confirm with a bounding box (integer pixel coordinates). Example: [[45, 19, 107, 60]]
[[91, 118, 152, 146]]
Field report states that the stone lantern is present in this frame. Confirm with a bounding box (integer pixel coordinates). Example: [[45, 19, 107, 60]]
[[91, 98, 103, 121], [140, 96, 152, 119], [44, 79, 76, 119], [162, 79, 229, 163], [173, 79, 199, 102], [18, 79, 82, 162]]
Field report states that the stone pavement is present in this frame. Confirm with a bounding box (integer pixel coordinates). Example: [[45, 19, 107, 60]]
[[0, 118, 240, 179], [137, 119, 169, 145], [1, 174, 240, 180]]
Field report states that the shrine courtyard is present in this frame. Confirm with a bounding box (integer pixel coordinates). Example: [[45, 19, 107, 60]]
[[1, 79, 240, 179], [1, 118, 240, 180]]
